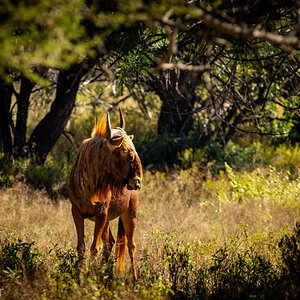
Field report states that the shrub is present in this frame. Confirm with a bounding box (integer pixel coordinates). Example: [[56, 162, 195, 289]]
[[1, 224, 300, 299], [25, 161, 69, 199], [48, 246, 82, 299], [222, 163, 300, 209], [0, 153, 70, 198], [135, 135, 187, 168], [0, 239, 42, 282], [278, 222, 300, 296]]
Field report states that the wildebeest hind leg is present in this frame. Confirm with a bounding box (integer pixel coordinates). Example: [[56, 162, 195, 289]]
[[71, 205, 85, 256]]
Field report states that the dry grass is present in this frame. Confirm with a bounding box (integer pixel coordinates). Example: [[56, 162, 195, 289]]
[[0, 166, 299, 299], [0, 167, 298, 266], [139, 168, 298, 241]]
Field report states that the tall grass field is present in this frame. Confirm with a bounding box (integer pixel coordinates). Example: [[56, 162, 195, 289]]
[[0, 154, 299, 299]]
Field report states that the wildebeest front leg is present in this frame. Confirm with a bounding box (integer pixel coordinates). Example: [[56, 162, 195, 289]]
[[71, 205, 85, 256], [101, 223, 115, 262], [91, 209, 108, 257]]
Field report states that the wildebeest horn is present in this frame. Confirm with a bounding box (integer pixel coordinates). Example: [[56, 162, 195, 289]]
[[119, 107, 125, 129], [104, 112, 112, 140]]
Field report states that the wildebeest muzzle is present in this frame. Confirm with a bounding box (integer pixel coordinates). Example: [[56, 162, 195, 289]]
[[127, 177, 142, 190]]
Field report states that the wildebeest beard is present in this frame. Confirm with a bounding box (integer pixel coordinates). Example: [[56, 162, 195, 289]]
[[96, 173, 128, 199]]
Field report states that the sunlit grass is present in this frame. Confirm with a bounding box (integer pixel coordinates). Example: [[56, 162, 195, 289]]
[[0, 164, 299, 298]]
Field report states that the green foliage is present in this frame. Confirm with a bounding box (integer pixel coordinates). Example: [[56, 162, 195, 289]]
[[1, 223, 300, 298], [207, 248, 278, 299], [50, 245, 81, 278], [278, 222, 300, 287], [163, 238, 196, 297], [0, 0, 153, 79], [0, 153, 15, 187], [169, 140, 300, 176], [178, 147, 207, 169], [0, 173, 13, 187], [135, 134, 259, 170], [0, 152, 70, 198], [0, 239, 42, 282], [117, 50, 154, 84], [25, 161, 70, 198], [135, 135, 196, 168], [134, 224, 300, 299], [0, 0, 88, 78], [253, 143, 300, 176], [48, 246, 82, 299], [222, 163, 300, 209], [137, 248, 174, 299]]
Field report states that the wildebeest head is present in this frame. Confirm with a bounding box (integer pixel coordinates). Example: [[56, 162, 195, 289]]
[[92, 108, 142, 192]]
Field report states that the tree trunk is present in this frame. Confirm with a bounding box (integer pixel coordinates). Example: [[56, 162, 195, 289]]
[[0, 79, 13, 154], [28, 65, 87, 164], [148, 70, 201, 137], [157, 92, 195, 136], [290, 113, 300, 144], [14, 76, 34, 154]]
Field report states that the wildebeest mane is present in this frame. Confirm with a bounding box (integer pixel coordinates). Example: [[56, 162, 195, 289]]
[[91, 113, 108, 138]]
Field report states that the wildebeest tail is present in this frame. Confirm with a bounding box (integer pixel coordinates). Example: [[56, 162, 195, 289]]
[[115, 217, 126, 272]]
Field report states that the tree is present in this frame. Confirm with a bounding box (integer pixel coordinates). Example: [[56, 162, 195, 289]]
[[109, 0, 300, 148], [0, 0, 98, 162], [1, 0, 300, 165], [0, 79, 14, 153], [0, 0, 139, 163], [27, 64, 91, 163]]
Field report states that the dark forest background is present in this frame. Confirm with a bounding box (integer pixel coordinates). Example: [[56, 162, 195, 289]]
[[0, 0, 299, 169]]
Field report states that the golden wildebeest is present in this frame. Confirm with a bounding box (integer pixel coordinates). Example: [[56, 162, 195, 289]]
[[68, 109, 142, 279]]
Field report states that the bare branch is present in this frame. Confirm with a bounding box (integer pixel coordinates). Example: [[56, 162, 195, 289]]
[[261, 54, 289, 111], [62, 131, 79, 150], [81, 86, 113, 108], [159, 62, 210, 72], [108, 95, 131, 112], [217, 114, 291, 136]]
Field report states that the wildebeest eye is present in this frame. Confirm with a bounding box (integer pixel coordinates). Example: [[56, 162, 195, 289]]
[[119, 146, 128, 156]]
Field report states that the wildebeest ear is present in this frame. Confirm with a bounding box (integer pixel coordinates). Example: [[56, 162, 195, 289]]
[[128, 135, 134, 140], [109, 136, 123, 148]]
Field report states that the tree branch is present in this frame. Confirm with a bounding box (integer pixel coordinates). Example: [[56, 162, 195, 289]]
[[192, 8, 300, 50], [159, 62, 210, 72]]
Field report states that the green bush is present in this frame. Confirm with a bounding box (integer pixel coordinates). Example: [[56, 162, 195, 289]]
[[0, 239, 42, 282], [0, 153, 15, 187], [48, 246, 82, 299], [136, 224, 300, 299], [25, 161, 69, 198], [222, 163, 300, 209], [135, 135, 196, 169], [278, 222, 300, 293], [0, 153, 70, 198], [162, 238, 196, 297]]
